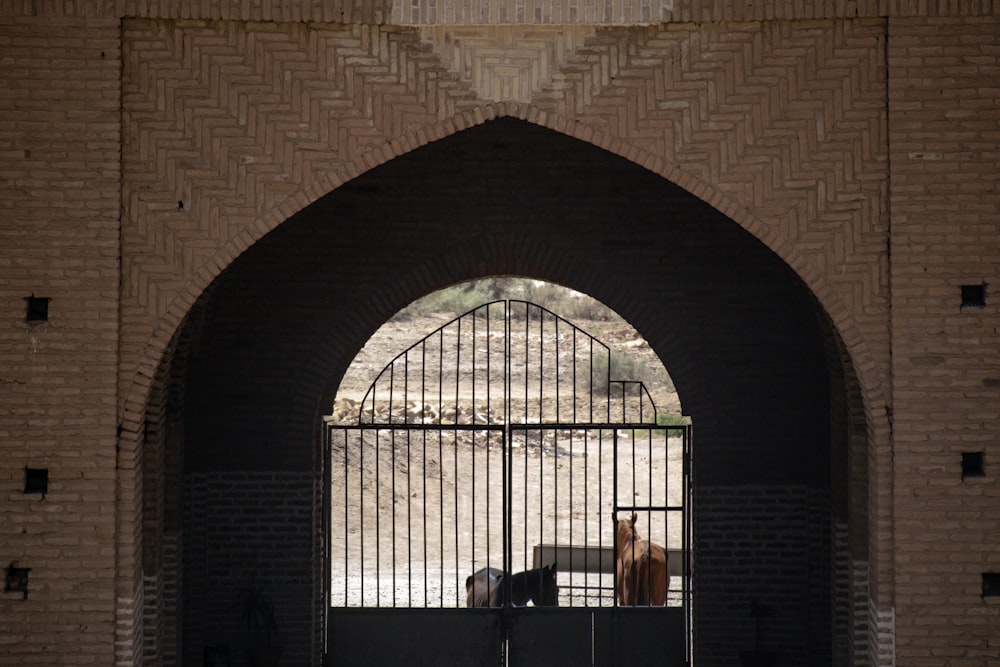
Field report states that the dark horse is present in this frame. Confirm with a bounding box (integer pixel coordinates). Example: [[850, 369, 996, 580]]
[[465, 563, 559, 607]]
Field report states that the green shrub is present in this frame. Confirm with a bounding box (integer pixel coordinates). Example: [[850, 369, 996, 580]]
[[657, 413, 690, 427], [395, 280, 502, 319]]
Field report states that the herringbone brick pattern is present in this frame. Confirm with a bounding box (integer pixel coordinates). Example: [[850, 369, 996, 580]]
[[542, 20, 889, 312], [121, 19, 477, 388], [535, 20, 891, 411], [122, 17, 890, 409]]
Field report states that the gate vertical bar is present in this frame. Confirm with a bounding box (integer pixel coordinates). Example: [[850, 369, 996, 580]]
[[487, 304, 496, 578], [321, 421, 331, 653], [391, 430, 397, 607], [344, 426, 354, 605], [522, 304, 529, 575], [456, 312, 462, 605], [612, 427, 619, 608], [375, 409, 380, 604], [503, 301, 512, 663], [538, 307, 545, 577], [435, 334, 444, 605], [650, 425, 655, 602], [422, 428, 428, 607], [482, 305, 493, 571], [684, 424, 693, 665], [359, 400, 366, 604], [406, 428, 412, 606]]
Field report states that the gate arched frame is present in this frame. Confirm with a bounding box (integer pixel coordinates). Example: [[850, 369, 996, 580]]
[[325, 299, 691, 664]]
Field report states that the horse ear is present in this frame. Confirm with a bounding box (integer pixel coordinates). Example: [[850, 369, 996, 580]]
[[550, 562, 557, 574], [630, 512, 637, 525]]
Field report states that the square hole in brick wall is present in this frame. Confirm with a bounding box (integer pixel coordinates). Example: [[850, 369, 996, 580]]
[[4, 564, 30, 600], [961, 452, 985, 480], [23, 467, 48, 496], [24, 296, 50, 324], [983, 573, 1000, 598], [961, 284, 986, 310]]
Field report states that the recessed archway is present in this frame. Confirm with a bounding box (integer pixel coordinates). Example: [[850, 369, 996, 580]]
[[145, 117, 869, 665]]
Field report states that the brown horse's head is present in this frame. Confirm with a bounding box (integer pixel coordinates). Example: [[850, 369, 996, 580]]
[[613, 512, 640, 553]]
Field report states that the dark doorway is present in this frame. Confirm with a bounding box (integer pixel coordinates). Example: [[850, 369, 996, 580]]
[[166, 118, 844, 666]]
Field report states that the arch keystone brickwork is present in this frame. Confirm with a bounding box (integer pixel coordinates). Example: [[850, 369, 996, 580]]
[[419, 26, 597, 102]]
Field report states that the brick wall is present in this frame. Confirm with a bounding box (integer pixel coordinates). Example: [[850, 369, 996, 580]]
[[694, 486, 834, 665], [888, 15, 1000, 664], [1, 1, 998, 665], [183, 472, 316, 666], [0, 16, 122, 667]]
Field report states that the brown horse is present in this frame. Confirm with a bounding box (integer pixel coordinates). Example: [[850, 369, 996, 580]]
[[465, 564, 559, 607], [613, 512, 669, 606]]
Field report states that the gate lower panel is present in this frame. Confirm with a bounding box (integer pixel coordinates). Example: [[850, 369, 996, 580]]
[[328, 609, 501, 666], [327, 607, 686, 666], [508, 607, 686, 666], [593, 607, 686, 665]]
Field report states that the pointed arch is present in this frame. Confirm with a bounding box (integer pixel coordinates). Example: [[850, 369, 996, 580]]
[[121, 104, 886, 440]]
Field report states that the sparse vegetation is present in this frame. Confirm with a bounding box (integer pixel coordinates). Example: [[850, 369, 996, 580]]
[[610, 350, 650, 385], [657, 413, 690, 428], [338, 278, 680, 417], [394, 280, 504, 320], [395, 278, 617, 323], [393, 278, 673, 393]]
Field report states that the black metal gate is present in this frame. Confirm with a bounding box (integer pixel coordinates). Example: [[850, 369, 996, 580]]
[[324, 301, 691, 666]]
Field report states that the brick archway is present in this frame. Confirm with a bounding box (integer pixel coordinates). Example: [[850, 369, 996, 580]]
[[131, 116, 884, 665], [123, 102, 888, 436], [120, 18, 891, 426], [119, 18, 891, 665]]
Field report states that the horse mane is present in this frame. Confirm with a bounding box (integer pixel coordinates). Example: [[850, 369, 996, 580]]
[[615, 511, 641, 545]]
